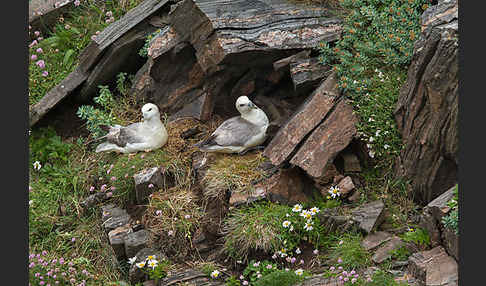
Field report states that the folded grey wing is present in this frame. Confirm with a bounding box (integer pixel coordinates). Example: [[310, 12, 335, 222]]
[[212, 117, 260, 147], [106, 123, 144, 147]]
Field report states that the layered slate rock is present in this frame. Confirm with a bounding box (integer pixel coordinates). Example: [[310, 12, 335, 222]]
[[361, 231, 393, 251], [290, 99, 358, 178], [170, 0, 342, 73], [263, 72, 341, 166], [336, 176, 355, 197], [372, 236, 406, 264], [408, 246, 458, 286], [351, 200, 385, 234], [394, 0, 458, 204], [290, 57, 333, 96]]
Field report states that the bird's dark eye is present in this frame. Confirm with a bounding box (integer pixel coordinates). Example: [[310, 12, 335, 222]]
[[239, 104, 245, 107], [148, 108, 152, 111]]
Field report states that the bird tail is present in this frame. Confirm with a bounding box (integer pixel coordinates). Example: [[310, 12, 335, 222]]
[[95, 142, 122, 153], [193, 135, 216, 149]]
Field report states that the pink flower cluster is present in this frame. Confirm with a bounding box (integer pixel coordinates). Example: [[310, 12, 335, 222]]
[[29, 250, 93, 285], [29, 30, 49, 77]]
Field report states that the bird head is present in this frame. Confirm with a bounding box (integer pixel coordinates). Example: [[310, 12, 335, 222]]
[[235, 96, 257, 114], [141, 103, 160, 121]]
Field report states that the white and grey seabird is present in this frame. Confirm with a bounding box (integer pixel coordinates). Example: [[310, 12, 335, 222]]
[[195, 96, 269, 154], [95, 103, 168, 154]]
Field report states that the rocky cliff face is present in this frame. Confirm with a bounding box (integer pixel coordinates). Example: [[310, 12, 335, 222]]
[[394, 0, 458, 205]]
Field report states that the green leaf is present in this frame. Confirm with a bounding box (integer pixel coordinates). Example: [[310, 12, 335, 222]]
[[63, 49, 75, 67]]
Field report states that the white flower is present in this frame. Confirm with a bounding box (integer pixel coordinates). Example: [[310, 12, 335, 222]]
[[375, 130, 381, 137], [295, 269, 304, 276], [328, 186, 341, 198], [285, 213, 290, 217], [282, 220, 291, 228], [304, 223, 313, 231], [369, 136, 374, 142], [366, 143, 372, 149], [257, 274, 262, 278], [272, 254, 277, 259], [369, 150, 375, 158], [210, 270, 220, 278], [368, 117, 375, 122], [292, 204, 303, 212], [146, 255, 156, 261], [156, 210, 162, 216], [285, 268, 290, 272], [29, 200, 33, 206], [289, 225, 294, 231], [147, 259, 158, 269], [128, 256, 137, 265], [33, 161, 42, 170], [309, 207, 320, 215], [243, 281, 249, 285], [300, 210, 312, 220], [295, 248, 301, 254], [240, 275, 245, 280], [313, 249, 319, 255], [184, 214, 191, 219], [136, 261, 146, 268], [384, 144, 390, 150], [253, 261, 260, 267]]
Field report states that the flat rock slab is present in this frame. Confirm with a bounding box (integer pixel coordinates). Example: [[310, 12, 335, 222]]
[[317, 207, 358, 234], [124, 230, 150, 259], [361, 231, 393, 251], [263, 72, 340, 166], [372, 236, 405, 264], [290, 99, 358, 178], [351, 200, 385, 234], [408, 246, 458, 286]]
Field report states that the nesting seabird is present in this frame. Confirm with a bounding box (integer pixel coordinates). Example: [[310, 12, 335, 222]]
[[195, 96, 269, 154], [95, 103, 168, 154]]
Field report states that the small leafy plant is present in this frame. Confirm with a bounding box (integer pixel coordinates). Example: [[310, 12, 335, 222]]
[[29, 127, 72, 170], [327, 233, 371, 270], [131, 255, 170, 283], [77, 85, 117, 138], [400, 227, 430, 248], [442, 185, 458, 235], [254, 269, 307, 286], [389, 246, 411, 261]]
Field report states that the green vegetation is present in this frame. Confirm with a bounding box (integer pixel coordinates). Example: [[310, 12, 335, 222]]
[[400, 227, 430, 248], [442, 185, 459, 235], [389, 246, 411, 261], [254, 269, 306, 286], [29, 0, 145, 105], [29, 129, 122, 284], [77, 72, 138, 139], [326, 233, 371, 270], [319, 0, 430, 161]]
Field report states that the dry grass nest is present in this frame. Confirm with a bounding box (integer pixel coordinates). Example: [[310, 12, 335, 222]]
[[201, 152, 269, 201], [142, 186, 204, 256]]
